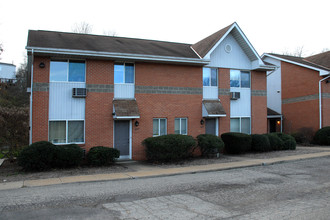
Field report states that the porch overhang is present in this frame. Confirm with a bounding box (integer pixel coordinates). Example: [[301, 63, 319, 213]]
[[113, 99, 140, 119], [202, 100, 226, 118]]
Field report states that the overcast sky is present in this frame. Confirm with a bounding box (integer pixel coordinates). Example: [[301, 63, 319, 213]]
[[0, 0, 329, 67]]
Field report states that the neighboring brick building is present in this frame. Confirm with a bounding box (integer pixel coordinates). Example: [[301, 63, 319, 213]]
[[263, 52, 330, 134], [27, 22, 273, 160]]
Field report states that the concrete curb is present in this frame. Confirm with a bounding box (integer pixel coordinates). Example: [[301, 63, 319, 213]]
[[1, 151, 330, 191]]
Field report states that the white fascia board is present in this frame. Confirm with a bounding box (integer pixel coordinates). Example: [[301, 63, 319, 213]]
[[26, 47, 210, 65], [113, 116, 140, 119], [207, 114, 227, 117], [267, 115, 282, 118], [263, 53, 330, 76]]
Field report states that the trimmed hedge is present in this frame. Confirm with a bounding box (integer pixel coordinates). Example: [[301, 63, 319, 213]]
[[143, 134, 196, 162], [18, 141, 57, 171], [54, 144, 84, 168], [270, 133, 296, 150], [197, 134, 224, 156], [87, 146, 120, 166], [251, 134, 271, 152], [313, 126, 330, 145], [221, 132, 252, 154], [265, 133, 284, 151]]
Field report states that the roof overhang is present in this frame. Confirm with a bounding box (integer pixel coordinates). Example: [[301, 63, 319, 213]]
[[202, 100, 226, 118], [113, 99, 140, 119], [26, 47, 210, 65], [262, 53, 330, 76]]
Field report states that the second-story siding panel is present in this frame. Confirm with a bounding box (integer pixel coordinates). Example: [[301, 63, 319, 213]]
[[230, 88, 251, 117], [114, 84, 135, 99], [49, 82, 85, 120], [203, 87, 218, 99]]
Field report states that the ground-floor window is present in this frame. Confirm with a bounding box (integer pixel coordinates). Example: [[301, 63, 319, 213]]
[[174, 118, 187, 135], [230, 117, 250, 134], [153, 118, 167, 136], [49, 120, 84, 144]]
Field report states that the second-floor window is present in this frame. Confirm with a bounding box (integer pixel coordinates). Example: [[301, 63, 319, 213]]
[[114, 63, 134, 84], [50, 60, 85, 82], [203, 68, 218, 87], [230, 70, 250, 88]]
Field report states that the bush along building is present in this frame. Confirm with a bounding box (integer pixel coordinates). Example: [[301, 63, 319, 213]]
[[26, 22, 273, 160], [262, 52, 330, 134]]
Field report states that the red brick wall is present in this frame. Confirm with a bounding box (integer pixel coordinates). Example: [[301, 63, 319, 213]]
[[251, 71, 267, 134], [281, 61, 323, 133], [133, 63, 203, 160], [218, 68, 230, 135], [85, 60, 114, 151], [32, 56, 49, 143]]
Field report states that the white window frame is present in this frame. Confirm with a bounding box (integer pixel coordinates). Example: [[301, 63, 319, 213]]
[[48, 119, 85, 144], [153, 118, 167, 137], [203, 67, 218, 87], [230, 117, 251, 134], [230, 70, 250, 88], [175, 118, 188, 135], [114, 63, 135, 85], [50, 60, 86, 83]]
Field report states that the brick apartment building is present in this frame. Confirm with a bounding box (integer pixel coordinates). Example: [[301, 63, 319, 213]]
[[27, 22, 273, 160], [263, 52, 330, 134]]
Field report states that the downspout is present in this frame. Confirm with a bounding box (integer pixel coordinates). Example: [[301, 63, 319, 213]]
[[319, 75, 330, 129], [29, 49, 34, 144]]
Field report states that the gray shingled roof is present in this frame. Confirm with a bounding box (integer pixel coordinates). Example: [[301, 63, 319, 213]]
[[113, 99, 140, 117], [202, 100, 226, 115], [306, 51, 330, 69], [27, 30, 200, 59], [191, 23, 234, 58], [266, 53, 330, 71]]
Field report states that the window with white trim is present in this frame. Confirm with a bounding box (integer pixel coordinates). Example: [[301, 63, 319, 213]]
[[174, 118, 187, 135], [49, 120, 84, 144], [230, 117, 250, 134], [153, 118, 167, 136], [114, 63, 134, 84], [230, 70, 250, 88], [203, 68, 218, 87], [50, 60, 85, 82]]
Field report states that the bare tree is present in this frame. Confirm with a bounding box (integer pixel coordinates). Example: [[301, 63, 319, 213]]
[[0, 43, 3, 59], [72, 22, 93, 34], [102, 29, 117, 37], [282, 46, 304, 57]]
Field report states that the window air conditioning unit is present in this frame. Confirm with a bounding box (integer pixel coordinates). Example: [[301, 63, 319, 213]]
[[72, 88, 87, 98], [230, 92, 240, 100]]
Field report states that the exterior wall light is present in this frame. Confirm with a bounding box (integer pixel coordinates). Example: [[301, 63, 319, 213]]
[[39, 62, 45, 68], [277, 120, 281, 125], [135, 121, 139, 127], [200, 119, 204, 125]]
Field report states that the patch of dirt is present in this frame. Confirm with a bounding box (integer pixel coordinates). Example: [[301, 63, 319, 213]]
[[0, 160, 133, 183]]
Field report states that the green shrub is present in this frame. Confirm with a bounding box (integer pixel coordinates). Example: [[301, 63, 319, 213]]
[[271, 133, 296, 150], [197, 134, 224, 156], [18, 141, 57, 171], [251, 134, 272, 152], [87, 146, 120, 166], [143, 134, 196, 162], [54, 144, 84, 168], [265, 133, 284, 151], [221, 132, 252, 154], [313, 126, 330, 145], [291, 127, 314, 144]]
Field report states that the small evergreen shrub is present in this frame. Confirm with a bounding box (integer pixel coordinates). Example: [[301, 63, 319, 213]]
[[54, 144, 84, 168], [18, 141, 57, 171], [221, 132, 252, 154], [271, 132, 296, 150], [87, 146, 120, 166], [265, 133, 284, 151], [197, 134, 224, 156], [143, 134, 196, 162], [291, 127, 314, 144], [251, 134, 272, 152], [313, 126, 330, 145]]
